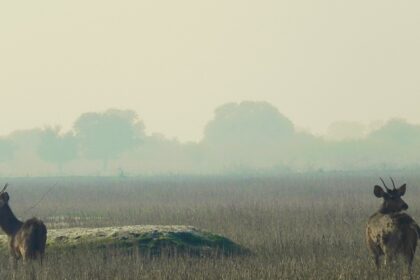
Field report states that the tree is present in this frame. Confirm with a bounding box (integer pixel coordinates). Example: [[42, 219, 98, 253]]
[[74, 109, 144, 171], [38, 127, 78, 173], [368, 119, 420, 145], [204, 101, 294, 145], [0, 138, 14, 162], [202, 101, 295, 171]]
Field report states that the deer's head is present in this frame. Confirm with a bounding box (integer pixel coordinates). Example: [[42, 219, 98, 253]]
[[0, 183, 9, 208], [374, 177, 408, 213]]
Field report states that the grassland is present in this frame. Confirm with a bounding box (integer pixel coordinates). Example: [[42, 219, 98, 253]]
[[1, 171, 420, 279]]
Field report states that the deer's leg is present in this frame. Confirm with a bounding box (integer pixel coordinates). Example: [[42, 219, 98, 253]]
[[383, 242, 398, 267], [366, 237, 383, 269], [404, 247, 416, 278], [8, 250, 20, 280], [406, 251, 414, 269], [384, 253, 394, 266], [398, 232, 417, 278], [38, 253, 44, 266], [8, 241, 20, 270], [19, 243, 30, 264], [373, 254, 381, 269]]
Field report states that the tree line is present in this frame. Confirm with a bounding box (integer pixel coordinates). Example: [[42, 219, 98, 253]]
[[1, 101, 419, 176]]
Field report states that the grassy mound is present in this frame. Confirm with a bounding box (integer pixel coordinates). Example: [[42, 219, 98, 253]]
[[0, 225, 247, 256]]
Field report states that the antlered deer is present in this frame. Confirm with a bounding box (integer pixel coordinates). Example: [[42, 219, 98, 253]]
[[0, 183, 47, 262], [366, 177, 420, 269]]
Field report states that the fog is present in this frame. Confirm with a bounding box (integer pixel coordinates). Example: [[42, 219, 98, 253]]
[[0, 101, 419, 177], [1, 1, 420, 142]]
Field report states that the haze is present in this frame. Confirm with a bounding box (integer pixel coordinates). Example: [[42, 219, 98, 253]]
[[1, 1, 420, 142]]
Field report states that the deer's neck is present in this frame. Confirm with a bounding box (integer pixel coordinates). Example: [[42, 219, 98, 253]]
[[378, 204, 397, 214], [0, 204, 23, 236]]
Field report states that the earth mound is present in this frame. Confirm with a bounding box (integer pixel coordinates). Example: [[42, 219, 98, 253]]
[[0, 225, 247, 256]]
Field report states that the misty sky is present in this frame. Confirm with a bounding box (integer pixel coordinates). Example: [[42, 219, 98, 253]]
[[1, 1, 419, 142]]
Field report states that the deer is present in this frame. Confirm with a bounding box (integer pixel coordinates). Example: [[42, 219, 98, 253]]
[[0, 183, 47, 263], [366, 177, 420, 270]]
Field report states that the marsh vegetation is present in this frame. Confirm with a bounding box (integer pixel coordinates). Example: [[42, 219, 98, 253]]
[[1, 172, 420, 279]]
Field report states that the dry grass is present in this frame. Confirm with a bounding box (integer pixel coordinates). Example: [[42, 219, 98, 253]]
[[1, 171, 420, 279]]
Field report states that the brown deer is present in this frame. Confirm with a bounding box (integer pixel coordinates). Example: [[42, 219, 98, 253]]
[[0, 183, 47, 262], [366, 177, 420, 269]]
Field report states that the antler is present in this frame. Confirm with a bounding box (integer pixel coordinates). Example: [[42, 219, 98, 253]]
[[0, 183, 8, 194], [389, 177, 397, 190], [379, 177, 391, 192]]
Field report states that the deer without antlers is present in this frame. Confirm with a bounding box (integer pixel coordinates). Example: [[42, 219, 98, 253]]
[[0, 183, 47, 262], [366, 177, 420, 269]]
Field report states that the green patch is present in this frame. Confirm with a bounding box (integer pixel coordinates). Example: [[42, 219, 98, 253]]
[[0, 225, 248, 257]]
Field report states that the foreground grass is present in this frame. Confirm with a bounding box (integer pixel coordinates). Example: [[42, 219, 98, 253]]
[[0, 171, 420, 279]]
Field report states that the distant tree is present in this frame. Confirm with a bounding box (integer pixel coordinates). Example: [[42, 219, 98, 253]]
[[363, 119, 420, 166], [74, 109, 144, 171], [368, 119, 420, 145], [204, 101, 294, 146], [202, 101, 296, 171], [38, 127, 78, 173], [0, 138, 14, 162]]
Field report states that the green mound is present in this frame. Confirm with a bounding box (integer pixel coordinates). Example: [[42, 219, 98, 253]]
[[0, 225, 247, 256]]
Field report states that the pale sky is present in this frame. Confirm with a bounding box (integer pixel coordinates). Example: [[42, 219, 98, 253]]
[[1, 1, 419, 142]]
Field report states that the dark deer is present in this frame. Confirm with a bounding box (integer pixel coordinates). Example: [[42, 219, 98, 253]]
[[0, 183, 47, 262], [366, 177, 420, 270]]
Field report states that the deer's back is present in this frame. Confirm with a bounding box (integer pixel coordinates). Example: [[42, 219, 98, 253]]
[[366, 212, 419, 253]]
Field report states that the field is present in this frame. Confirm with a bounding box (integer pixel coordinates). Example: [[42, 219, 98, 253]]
[[1, 171, 420, 279]]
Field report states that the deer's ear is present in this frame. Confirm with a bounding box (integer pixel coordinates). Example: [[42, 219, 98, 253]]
[[398, 184, 406, 196], [374, 185, 385, 198]]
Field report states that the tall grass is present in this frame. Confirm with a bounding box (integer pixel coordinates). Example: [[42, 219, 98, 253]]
[[1, 171, 420, 279]]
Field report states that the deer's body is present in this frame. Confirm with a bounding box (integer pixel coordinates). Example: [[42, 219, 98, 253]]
[[8, 218, 47, 261], [366, 211, 419, 266], [366, 178, 419, 269], [0, 184, 47, 262]]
